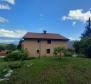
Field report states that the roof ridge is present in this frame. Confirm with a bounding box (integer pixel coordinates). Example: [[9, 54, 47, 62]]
[[23, 32, 69, 40], [27, 32, 61, 35]]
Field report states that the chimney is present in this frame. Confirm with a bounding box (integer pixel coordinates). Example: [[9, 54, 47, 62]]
[[43, 30, 47, 34]]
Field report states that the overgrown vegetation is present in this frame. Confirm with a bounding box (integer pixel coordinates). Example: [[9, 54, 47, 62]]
[[54, 47, 73, 58], [4, 49, 29, 61], [64, 48, 74, 57], [53, 47, 66, 58], [0, 57, 91, 84]]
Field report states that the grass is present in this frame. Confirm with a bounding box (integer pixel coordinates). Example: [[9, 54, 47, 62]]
[[0, 57, 4, 62], [0, 57, 91, 84]]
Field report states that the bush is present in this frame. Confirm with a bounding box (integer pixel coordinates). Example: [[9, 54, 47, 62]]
[[77, 54, 85, 58], [4, 50, 29, 61], [27, 57, 36, 60], [8, 62, 22, 69], [64, 49, 74, 57], [64, 51, 72, 57], [53, 47, 66, 58]]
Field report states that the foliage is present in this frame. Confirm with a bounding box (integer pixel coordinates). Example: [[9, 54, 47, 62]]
[[73, 41, 80, 54], [64, 48, 74, 57], [8, 62, 23, 69], [1, 57, 91, 84], [73, 18, 91, 58], [80, 37, 91, 58], [4, 49, 29, 61], [54, 47, 66, 58], [17, 39, 24, 50], [73, 37, 91, 58], [0, 45, 5, 51], [81, 18, 91, 39], [0, 44, 17, 52], [6, 44, 17, 51], [80, 18, 91, 58]]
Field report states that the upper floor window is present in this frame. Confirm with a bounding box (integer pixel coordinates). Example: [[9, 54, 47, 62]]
[[47, 40, 51, 44], [37, 40, 40, 43]]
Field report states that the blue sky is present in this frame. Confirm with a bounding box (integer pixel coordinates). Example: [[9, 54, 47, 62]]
[[0, 0, 91, 43]]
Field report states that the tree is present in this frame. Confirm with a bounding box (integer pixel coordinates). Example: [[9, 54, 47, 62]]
[[73, 18, 91, 58], [0, 44, 17, 52], [54, 47, 66, 58], [17, 39, 24, 50], [0, 45, 5, 51], [80, 18, 91, 57], [81, 18, 91, 39], [73, 41, 80, 54], [6, 44, 17, 51], [80, 37, 91, 57]]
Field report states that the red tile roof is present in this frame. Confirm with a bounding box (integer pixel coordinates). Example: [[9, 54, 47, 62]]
[[23, 32, 69, 40], [0, 51, 7, 56]]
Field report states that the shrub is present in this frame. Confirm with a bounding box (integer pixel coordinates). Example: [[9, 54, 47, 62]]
[[26, 57, 36, 60], [64, 49, 74, 57], [4, 50, 29, 61], [8, 62, 22, 69], [53, 47, 66, 58], [64, 51, 72, 57]]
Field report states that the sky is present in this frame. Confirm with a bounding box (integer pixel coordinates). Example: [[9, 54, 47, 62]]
[[0, 0, 91, 44]]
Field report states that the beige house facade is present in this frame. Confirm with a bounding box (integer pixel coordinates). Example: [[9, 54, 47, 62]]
[[22, 31, 69, 57]]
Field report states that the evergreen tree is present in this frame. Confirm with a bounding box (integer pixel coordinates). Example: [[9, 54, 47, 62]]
[[17, 39, 24, 50], [74, 18, 91, 57], [81, 18, 91, 39]]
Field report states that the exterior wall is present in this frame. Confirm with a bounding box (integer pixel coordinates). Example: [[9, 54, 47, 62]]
[[22, 39, 68, 57]]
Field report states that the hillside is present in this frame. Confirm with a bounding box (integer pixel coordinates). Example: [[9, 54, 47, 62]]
[[0, 57, 91, 84]]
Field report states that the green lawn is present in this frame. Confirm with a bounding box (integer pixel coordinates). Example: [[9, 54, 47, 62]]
[[0, 57, 91, 84]]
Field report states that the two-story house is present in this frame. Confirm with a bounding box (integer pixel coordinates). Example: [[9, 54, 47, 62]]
[[22, 31, 69, 57]]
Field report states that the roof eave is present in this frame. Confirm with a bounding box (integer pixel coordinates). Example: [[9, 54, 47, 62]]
[[23, 38, 69, 41]]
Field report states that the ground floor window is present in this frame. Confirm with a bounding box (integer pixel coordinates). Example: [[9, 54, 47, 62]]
[[46, 49, 50, 54], [37, 50, 40, 54]]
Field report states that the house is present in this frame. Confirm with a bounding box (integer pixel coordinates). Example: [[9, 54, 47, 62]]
[[0, 50, 7, 56], [22, 31, 69, 57]]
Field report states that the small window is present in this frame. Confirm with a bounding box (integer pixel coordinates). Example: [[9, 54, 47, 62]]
[[37, 50, 40, 54], [46, 49, 50, 54], [37, 40, 40, 43], [47, 40, 51, 44]]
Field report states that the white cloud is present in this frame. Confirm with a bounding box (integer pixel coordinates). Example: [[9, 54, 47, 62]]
[[0, 17, 8, 23], [0, 3, 11, 10], [62, 9, 91, 22], [69, 36, 80, 40], [72, 21, 76, 26], [0, 0, 15, 10], [0, 39, 18, 43], [2, 0, 15, 5], [0, 29, 27, 38]]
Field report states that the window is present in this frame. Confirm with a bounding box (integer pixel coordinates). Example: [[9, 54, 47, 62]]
[[46, 49, 50, 54], [47, 40, 51, 44], [37, 40, 40, 43], [37, 50, 40, 54]]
